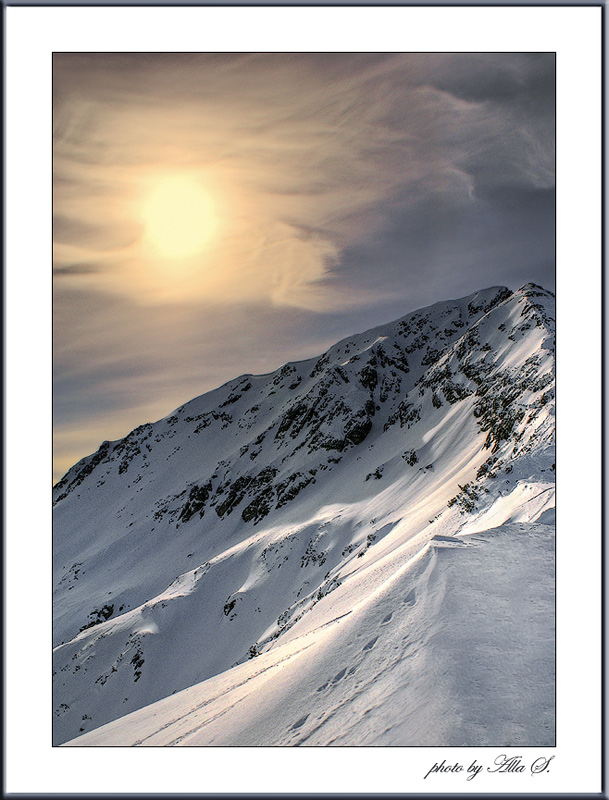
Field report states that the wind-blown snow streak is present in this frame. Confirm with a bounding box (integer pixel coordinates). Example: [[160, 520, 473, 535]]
[[53, 284, 555, 746]]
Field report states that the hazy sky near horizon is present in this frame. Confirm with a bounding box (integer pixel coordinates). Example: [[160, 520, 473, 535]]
[[53, 52, 555, 482]]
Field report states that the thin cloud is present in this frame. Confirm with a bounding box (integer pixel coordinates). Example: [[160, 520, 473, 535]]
[[53, 53, 554, 310]]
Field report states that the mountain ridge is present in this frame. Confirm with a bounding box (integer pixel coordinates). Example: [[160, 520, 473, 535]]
[[53, 282, 555, 746], [52, 283, 532, 494]]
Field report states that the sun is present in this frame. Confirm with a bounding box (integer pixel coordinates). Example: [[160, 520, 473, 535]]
[[142, 175, 216, 259]]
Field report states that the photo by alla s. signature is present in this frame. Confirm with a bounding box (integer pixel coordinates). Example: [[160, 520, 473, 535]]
[[424, 754, 555, 781]]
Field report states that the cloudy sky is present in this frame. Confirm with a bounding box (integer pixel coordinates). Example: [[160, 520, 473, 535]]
[[53, 52, 555, 482]]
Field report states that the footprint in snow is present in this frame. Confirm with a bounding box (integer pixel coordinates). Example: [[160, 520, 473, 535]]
[[381, 612, 393, 625], [291, 714, 309, 730], [403, 589, 416, 606], [331, 667, 347, 684], [316, 682, 328, 693], [362, 636, 378, 652]]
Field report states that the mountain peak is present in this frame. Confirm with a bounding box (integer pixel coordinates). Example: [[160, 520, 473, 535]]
[[53, 284, 555, 746]]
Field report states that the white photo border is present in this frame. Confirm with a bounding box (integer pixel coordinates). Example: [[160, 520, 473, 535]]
[[5, 3, 603, 796]]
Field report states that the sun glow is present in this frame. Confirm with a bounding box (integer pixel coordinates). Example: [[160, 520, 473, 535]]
[[142, 175, 217, 258]]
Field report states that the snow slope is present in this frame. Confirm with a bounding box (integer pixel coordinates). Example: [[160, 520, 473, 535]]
[[67, 521, 554, 747], [53, 283, 555, 746]]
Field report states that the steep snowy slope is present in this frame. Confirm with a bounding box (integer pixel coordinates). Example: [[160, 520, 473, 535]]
[[53, 283, 555, 746], [67, 520, 555, 747]]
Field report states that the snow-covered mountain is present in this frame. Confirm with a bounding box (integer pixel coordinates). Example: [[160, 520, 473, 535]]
[[53, 283, 555, 746]]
